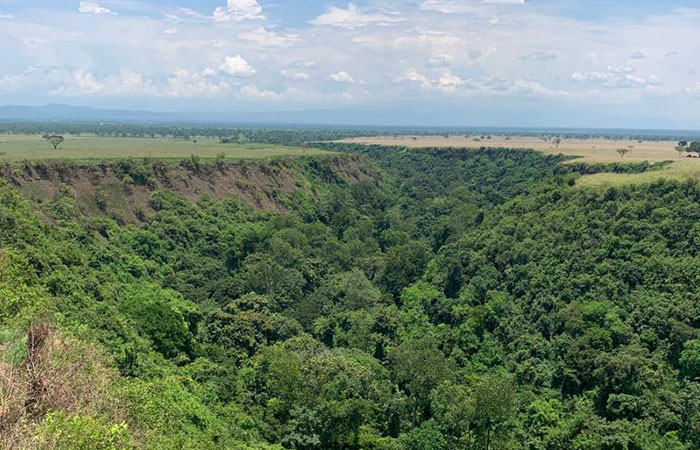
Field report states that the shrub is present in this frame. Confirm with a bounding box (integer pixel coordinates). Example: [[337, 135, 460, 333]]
[[32, 412, 133, 450]]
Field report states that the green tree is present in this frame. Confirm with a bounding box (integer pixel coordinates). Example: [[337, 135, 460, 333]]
[[680, 339, 700, 379]]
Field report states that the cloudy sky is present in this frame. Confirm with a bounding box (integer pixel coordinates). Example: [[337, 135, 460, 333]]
[[1, 0, 700, 128]]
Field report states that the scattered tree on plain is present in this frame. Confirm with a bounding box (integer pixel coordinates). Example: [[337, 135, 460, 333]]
[[689, 141, 700, 157], [44, 135, 65, 149], [616, 147, 631, 159]]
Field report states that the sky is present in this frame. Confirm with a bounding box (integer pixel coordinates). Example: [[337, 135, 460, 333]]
[[1, 0, 700, 128]]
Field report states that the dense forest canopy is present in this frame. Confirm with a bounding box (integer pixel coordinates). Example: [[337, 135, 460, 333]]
[[1, 134, 700, 449]]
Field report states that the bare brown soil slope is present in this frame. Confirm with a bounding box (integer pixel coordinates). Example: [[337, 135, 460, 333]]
[[0, 155, 378, 224]]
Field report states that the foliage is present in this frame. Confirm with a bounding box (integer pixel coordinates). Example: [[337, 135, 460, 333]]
[[32, 412, 133, 450], [1, 142, 700, 449]]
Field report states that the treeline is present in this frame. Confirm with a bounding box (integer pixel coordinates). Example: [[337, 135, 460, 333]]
[[1, 145, 699, 449], [3, 121, 700, 145], [0, 123, 384, 145]]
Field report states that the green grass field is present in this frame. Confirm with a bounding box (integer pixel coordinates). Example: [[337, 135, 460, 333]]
[[0, 134, 330, 163], [575, 160, 700, 188]]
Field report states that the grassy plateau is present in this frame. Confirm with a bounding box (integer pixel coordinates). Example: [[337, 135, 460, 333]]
[[0, 134, 330, 163], [339, 135, 700, 187]]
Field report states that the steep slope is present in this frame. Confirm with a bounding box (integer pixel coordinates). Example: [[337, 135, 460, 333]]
[[0, 154, 379, 223]]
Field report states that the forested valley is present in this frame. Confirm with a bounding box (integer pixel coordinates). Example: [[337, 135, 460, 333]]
[[2, 143, 700, 449]]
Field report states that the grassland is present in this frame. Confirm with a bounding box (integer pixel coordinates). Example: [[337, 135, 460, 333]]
[[340, 135, 700, 187], [339, 135, 682, 163], [575, 160, 700, 187], [0, 134, 330, 163]]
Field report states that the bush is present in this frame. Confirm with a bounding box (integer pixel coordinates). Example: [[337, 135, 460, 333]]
[[33, 412, 133, 450]]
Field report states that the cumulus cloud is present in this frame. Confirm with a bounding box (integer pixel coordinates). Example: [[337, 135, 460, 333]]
[[50, 69, 155, 96], [78, 1, 116, 15], [240, 27, 299, 47], [5, 0, 700, 123], [166, 69, 231, 98], [239, 84, 278, 99], [397, 69, 464, 92], [281, 70, 310, 81], [219, 55, 256, 77], [436, 72, 464, 91], [330, 71, 357, 83], [213, 0, 264, 22], [572, 66, 659, 89], [686, 82, 700, 95], [311, 3, 403, 29], [397, 69, 569, 97]]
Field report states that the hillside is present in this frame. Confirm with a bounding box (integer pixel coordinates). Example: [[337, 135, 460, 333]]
[[1, 146, 700, 449], [0, 154, 377, 223]]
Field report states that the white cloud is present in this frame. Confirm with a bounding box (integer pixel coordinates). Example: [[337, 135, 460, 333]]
[[219, 55, 256, 77], [5, 0, 700, 126], [572, 66, 659, 89], [166, 69, 231, 98], [290, 61, 317, 69], [0, 13, 14, 19], [437, 72, 465, 91], [50, 69, 155, 96], [239, 27, 299, 47], [397, 69, 464, 92], [417, 31, 463, 47], [53, 68, 231, 99], [311, 3, 403, 29], [78, 1, 116, 15], [281, 70, 310, 81], [213, 0, 264, 22], [330, 71, 357, 83], [686, 82, 700, 95], [399, 70, 433, 88], [239, 84, 278, 99], [510, 79, 569, 98], [396, 69, 569, 98], [201, 68, 217, 77]]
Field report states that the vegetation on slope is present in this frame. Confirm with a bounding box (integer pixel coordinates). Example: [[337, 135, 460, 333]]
[[1, 145, 700, 449]]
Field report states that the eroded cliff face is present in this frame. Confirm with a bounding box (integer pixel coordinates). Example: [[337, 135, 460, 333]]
[[0, 154, 380, 224]]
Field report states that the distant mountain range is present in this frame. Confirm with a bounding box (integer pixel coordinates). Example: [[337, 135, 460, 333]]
[[1, 104, 699, 136], [0, 104, 234, 123], [0, 103, 423, 128]]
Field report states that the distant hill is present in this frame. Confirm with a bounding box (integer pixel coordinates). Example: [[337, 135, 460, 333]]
[[0, 104, 187, 122], [0, 103, 399, 126], [1, 104, 699, 135]]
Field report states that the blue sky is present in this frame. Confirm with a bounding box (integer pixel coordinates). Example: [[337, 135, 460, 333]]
[[1, 1, 700, 128]]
